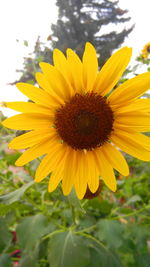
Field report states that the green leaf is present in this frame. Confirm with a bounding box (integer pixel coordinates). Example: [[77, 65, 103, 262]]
[[127, 224, 150, 250], [48, 231, 90, 267], [86, 199, 112, 215], [97, 219, 124, 248], [126, 195, 142, 204], [118, 207, 133, 214], [0, 181, 34, 204], [0, 254, 11, 267], [79, 216, 96, 229], [38, 239, 49, 259], [20, 247, 39, 267], [89, 245, 123, 267], [0, 219, 12, 253], [4, 151, 21, 165], [135, 253, 150, 267], [17, 214, 53, 251]]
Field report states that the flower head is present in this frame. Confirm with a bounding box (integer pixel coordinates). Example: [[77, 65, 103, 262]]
[[2, 43, 150, 199], [141, 42, 150, 58]]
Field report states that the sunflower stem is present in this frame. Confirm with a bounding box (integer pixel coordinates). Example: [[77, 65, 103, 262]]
[[71, 205, 78, 226]]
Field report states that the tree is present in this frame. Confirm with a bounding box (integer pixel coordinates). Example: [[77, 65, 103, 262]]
[[16, 0, 133, 84], [52, 0, 133, 65]]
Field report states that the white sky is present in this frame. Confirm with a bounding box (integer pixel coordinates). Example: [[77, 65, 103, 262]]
[[0, 0, 150, 117]]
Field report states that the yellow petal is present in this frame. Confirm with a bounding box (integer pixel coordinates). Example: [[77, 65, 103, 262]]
[[16, 83, 55, 108], [5, 101, 53, 116], [35, 143, 67, 182], [101, 143, 129, 176], [115, 112, 150, 127], [2, 113, 52, 130], [74, 151, 87, 199], [129, 126, 150, 132], [48, 147, 69, 192], [66, 48, 84, 93], [35, 72, 53, 91], [35, 72, 63, 106], [94, 47, 132, 96], [86, 151, 100, 193], [48, 166, 63, 193], [8, 128, 56, 149], [109, 72, 150, 105], [113, 121, 150, 133], [62, 148, 77, 196], [15, 137, 59, 166], [112, 99, 150, 113], [39, 63, 74, 100], [130, 132, 150, 151], [82, 42, 98, 92], [95, 150, 117, 192], [113, 127, 150, 151], [53, 48, 73, 85], [111, 130, 150, 161]]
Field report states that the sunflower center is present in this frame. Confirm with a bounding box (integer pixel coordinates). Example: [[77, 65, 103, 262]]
[[74, 110, 97, 135], [54, 92, 114, 150]]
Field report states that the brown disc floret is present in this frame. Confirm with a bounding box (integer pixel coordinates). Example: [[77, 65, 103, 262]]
[[54, 92, 114, 150]]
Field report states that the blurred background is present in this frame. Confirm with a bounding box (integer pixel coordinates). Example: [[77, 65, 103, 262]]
[[0, 0, 150, 116]]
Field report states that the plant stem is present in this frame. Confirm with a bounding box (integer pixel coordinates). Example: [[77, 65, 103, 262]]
[[71, 204, 77, 225], [42, 229, 65, 241], [110, 204, 150, 220]]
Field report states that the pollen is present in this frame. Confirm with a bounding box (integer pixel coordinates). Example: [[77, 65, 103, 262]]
[[54, 92, 114, 150]]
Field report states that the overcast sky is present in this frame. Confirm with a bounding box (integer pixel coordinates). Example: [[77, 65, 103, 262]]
[[1, 0, 150, 116]]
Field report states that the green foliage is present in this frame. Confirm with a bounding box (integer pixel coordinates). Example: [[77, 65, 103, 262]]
[[0, 254, 11, 267], [0, 181, 34, 204], [89, 243, 123, 267], [135, 254, 150, 267], [0, 219, 12, 253], [17, 214, 54, 251], [48, 231, 90, 267], [97, 219, 124, 248]]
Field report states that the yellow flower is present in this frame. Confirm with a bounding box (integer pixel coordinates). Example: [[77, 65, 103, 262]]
[[141, 42, 150, 58], [2, 43, 150, 199]]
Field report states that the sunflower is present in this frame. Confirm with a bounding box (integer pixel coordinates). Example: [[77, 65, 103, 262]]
[[2, 43, 150, 199], [141, 42, 150, 58]]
